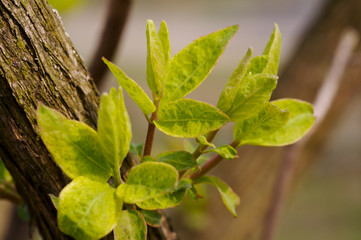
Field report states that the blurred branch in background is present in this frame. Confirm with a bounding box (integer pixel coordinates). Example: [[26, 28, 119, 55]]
[[262, 28, 359, 240], [89, 0, 132, 90]]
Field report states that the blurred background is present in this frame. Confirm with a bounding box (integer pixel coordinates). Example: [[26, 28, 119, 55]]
[[0, 0, 360, 239]]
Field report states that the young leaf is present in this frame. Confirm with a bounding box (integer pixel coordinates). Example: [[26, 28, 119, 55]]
[[158, 20, 171, 68], [114, 210, 147, 240], [162, 25, 239, 102], [155, 99, 229, 138], [262, 23, 281, 75], [225, 73, 278, 121], [244, 99, 315, 146], [103, 58, 156, 116], [116, 162, 178, 203], [204, 145, 237, 160], [196, 135, 216, 148], [156, 151, 198, 171], [194, 176, 240, 217], [138, 209, 162, 227], [98, 88, 132, 170], [37, 105, 112, 182], [217, 48, 253, 113], [136, 179, 192, 210], [0, 158, 11, 182], [146, 20, 166, 97], [58, 177, 118, 240], [233, 103, 289, 145]]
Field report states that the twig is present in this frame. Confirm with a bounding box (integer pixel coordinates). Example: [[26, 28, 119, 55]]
[[0, 183, 22, 205], [261, 28, 359, 240], [143, 101, 159, 157], [89, 0, 132, 89]]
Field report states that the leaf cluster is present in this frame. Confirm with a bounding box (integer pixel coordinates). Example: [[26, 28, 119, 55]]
[[37, 20, 315, 240]]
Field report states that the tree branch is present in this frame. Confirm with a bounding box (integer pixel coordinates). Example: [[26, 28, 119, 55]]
[[89, 0, 132, 89]]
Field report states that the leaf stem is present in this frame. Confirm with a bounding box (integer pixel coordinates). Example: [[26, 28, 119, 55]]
[[143, 101, 159, 157], [113, 168, 122, 187], [190, 140, 239, 180], [192, 130, 219, 159]]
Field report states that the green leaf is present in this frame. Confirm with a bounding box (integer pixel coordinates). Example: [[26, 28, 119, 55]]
[[114, 210, 147, 240], [217, 48, 253, 113], [146, 20, 166, 97], [196, 135, 216, 148], [155, 99, 229, 138], [116, 162, 178, 204], [204, 145, 237, 160], [138, 209, 162, 227], [156, 151, 197, 171], [0, 158, 11, 182], [225, 73, 278, 121], [262, 23, 281, 75], [162, 25, 239, 102], [98, 88, 132, 170], [194, 176, 240, 217], [244, 99, 315, 146], [49, 194, 59, 210], [37, 105, 112, 182], [141, 156, 157, 163], [158, 20, 171, 69], [136, 179, 192, 210], [58, 177, 118, 240], [103, 58, 156, 116], [233, 103, 289, 145], [248, 55, 269, 74]]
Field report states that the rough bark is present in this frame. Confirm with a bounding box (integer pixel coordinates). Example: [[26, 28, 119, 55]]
[[0, 0, 172, 239]]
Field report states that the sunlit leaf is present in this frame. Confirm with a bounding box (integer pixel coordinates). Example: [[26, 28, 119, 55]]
[[162, 25, 239, 102], [49, 194, 59, 210], [98, 88, 132, 170], [196, 135, 216, 148], [244, 99, 315, 146], [37, 105, 112, 182], [103, 58, 156, 116], [114, 210, 147, 240], [225, 73, 278, 121], [156, 151, 197, 171], [262, 23, 281, 75], [146, 20, 166, 97], [138, 209, 162, 227], [194, 176, 240, 217], [136, 179, 192, 210], [116, 162, 178, 203], [204, 145, 237, 160], [217, 48, 253, 113], [158, 20, 171, 69], [58, 177, 118, 240], [155, 99, 229, 138], [233, 103, 289, 145]]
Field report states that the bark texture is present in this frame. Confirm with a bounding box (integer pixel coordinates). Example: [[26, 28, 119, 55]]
[[0, 0, 99, 239]]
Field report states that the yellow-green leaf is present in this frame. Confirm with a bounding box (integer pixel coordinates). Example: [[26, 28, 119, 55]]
[[217, 48, 253, 113], [225, 73, 278, 121], [155, 99, 230, 138], [162, 25, 239, 102], [103, 58, 156, 116], [116, 162, 178, 204], [194, 176, 240, 217], [204, 145, 237, 160], [98, 88, 132, 171], [233, 103, 289, 145], [156, 151, 198, 171], [114, 210, 147, 240], [146, 20, 166, 97], [58, 177, 118, 240], [37, 105, 112, 182], [245, 99, 315, 146], [262, 23, 281, 75], [158, 20, 171, 70], [138, 209, 162, 227]]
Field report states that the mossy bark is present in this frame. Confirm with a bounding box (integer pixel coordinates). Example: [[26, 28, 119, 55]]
[[0, 0, 174, 239]]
